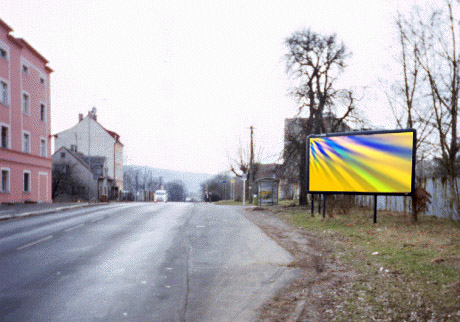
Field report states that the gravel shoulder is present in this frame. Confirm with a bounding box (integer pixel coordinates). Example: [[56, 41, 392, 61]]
[[242, 207, 356, 321]]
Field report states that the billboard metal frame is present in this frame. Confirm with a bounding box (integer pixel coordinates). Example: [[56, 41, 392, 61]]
[[306, 129, 417, 223], [307, 128, 417, 196]]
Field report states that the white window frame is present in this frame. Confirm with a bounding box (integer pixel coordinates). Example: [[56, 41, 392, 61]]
[[23, 170, 31, 193], [40, 101, 46, 122], [1, 123, 10, 149], [0, 78, 9, 106], [22, 91, 30, 115], [22, 131, 31, 154], [40, 137, 47, 157], [1, 168, 10, 193]]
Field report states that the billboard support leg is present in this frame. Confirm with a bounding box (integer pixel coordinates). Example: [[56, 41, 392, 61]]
[[374, 195, 378, 224], [311, 194, 314, 217], [323, 194, 326, 218], [318, 194, 321, 214]]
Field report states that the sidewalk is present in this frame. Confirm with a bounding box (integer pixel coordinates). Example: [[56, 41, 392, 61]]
[[0, 202, 104, 221]]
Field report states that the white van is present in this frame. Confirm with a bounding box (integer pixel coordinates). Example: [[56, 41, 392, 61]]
[[154, 190, 168, 203]]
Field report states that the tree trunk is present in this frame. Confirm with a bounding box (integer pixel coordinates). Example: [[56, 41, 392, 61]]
[[448, 175, 459, 219], [299, 142, 308, 205]]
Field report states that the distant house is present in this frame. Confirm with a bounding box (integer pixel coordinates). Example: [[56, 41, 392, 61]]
[[0, 19, 53, 203], [52, 146, 111, 202], [54, 111, 123, 198], [281, 113, 353, 199]]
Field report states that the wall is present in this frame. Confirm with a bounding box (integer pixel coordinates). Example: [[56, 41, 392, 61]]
[[52, 148, 98, 201], [55, 117, 115, 180], [0, 20, 52, 203], [355, 177, 459, 220]]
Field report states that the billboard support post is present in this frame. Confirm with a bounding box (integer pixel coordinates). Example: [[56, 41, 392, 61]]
[[322, 194, 326, 218], [311, 194, 314, 216], [374, 195, 378, 224], [318, 195, 321, 214]]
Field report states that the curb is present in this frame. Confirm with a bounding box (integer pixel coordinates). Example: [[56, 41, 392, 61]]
[[0, 202, 108, 221]]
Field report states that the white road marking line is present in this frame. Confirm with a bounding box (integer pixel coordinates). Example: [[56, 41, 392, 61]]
[[196, 225, 205, 228], [17, 235, 53, 250], [64, 223, 85, 232]]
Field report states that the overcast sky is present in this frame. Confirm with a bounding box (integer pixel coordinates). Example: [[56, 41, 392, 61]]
[[2, 0, 420, 174]]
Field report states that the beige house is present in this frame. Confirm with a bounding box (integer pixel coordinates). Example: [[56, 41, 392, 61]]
[[54, 111, 123, 198]]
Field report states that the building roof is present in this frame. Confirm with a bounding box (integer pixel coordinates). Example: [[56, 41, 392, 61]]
[[0, 18, 52, 70], [54, 113, 123, 146], [0, 19, 13, 33], [53, 147, 108, 179], [87, 114, 123, 146]]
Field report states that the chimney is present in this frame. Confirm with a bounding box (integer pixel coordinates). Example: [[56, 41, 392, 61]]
[[79, 113, 83, 122]]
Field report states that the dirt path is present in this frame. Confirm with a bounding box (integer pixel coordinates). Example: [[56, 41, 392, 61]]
[[243, 208, 357, 321]]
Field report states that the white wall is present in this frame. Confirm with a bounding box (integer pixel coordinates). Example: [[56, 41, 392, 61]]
[[55, 116, 119, 184]]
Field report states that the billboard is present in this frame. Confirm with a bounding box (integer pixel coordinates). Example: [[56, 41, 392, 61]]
[[307, 129, 416, 195]]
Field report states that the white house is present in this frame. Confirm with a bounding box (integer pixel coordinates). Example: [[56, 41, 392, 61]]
[[54, 111, 123, 198]]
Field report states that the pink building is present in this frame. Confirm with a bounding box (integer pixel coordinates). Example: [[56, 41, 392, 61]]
[[0, 19, 53, 203]]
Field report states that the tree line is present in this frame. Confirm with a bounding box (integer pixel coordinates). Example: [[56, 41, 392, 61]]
[[123, 166, 187, 202]]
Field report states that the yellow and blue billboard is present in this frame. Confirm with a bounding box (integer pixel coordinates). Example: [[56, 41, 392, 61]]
[[307, 130, 416, 195]]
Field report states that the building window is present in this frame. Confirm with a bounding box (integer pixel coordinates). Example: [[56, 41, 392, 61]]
[[40, 138, 47, 157], [1, 125, 9, 148], [22, 132, 30, 153], [1, 169, 9, 193], [1, 81, 7, 105], [40, 103, 46, 121], [23, 171, 31, 193], [22, 64, 29, 74], [0, 48, 7, 60], [22, 92, 30, 114], [40, 77, 45, 85], [60, 151, 66, 158]]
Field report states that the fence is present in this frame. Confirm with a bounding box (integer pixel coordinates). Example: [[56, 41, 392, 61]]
[[355, 177, 459, 220]]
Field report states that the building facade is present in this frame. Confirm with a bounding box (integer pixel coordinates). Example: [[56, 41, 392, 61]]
[[0, 19, 52, 203], [54, 112, 123, 198], [52, 146, 111, 202]]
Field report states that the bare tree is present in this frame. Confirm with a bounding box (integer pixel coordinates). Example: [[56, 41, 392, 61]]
[[123, 166, 161, 199], [283, 29, 357, 205], [386, 12, 434, 159], [399, 1, 460, 217], [228, 127, 261, 200], [166, 181, 187, 202]]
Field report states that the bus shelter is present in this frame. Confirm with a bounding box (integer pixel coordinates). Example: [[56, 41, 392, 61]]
[[256, 178, 279, 206]]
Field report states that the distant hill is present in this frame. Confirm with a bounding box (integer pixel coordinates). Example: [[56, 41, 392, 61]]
[[123, 165, 215, 194]]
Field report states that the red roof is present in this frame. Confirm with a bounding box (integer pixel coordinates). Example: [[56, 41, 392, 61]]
[[91, 116, 123, 146]]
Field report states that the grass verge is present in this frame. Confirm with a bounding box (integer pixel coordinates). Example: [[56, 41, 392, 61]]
[[269, 204, 460, 321], [213, 200, 243, 206]]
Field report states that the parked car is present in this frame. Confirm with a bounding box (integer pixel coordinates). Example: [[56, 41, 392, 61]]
[[154, 190, 168, 203]]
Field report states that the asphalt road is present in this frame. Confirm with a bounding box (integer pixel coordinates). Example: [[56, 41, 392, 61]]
[[0, 203, 299, 322]]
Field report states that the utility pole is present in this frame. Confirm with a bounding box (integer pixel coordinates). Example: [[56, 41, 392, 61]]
[[248, 126, 255, 202]]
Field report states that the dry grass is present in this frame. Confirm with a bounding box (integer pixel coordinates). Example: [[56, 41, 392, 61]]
[[268, 204, 460, 320]]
